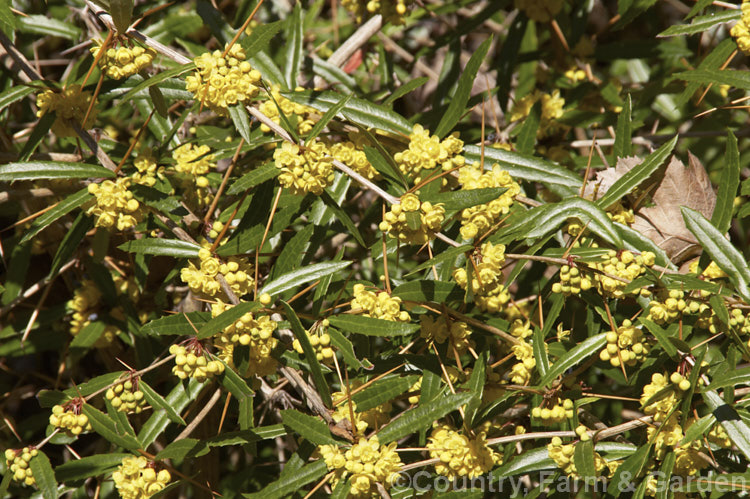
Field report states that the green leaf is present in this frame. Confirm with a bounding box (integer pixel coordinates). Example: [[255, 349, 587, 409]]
[[55, 453, 130, 482], [679, 414, 714, 446], [539, 333, 607, 387], [110, 0, 134, 34], [306, 93, 352, 144], [463, 145, 580, 191], [434, 35, 492, 138], [118, 63, 196, 103], [711, 131, 740, 234], [260, 261, 352, 297], [155, 439, 205, 460], [613, 94, 632, 159], [608, 443, 652, 498], [674, 38, 736, 108], [327, 315, 420, 337], [270, 225, 314, 281], [281, 409, 338, 445], [658, 10, 739, 37], [639, 318, 679, 360], [515, 100, 540, 155], [616, 223, 676, 269], [283, 90, 412, 136], [597, 135, 677, 210], [198, 301, 260, 339], [284, 3, 303, 90], [227, 163, 280, 195], [82, 404, 142, 451], [425, 187, 508, 213], [682, 206, 750, 302], [118, 238, 201, 258], [490, 447, 555, 479], [673, 68, 750, 91], [228, 104, 253, 144], [243, 460, 327, 499], [573, 439, 597, 482], [17, 14, 81, 40], [240, 20, 284, 55], [282, 300, 332, 407], [0, 0, 16, 39], [20, 188, 92, 245], [218, 358, 255, 398], [405, 244, 472, 277], [704, 366, 750, 391], [69, 321, 106, 353], [311, 57, 357, 91], [0, 161, 115, 181], [319, 190, 365, 247], [464, 351, 486, 427], [520, 198, 624, 247], [391, 280, 463, 303], [0, 85, 35, 114], [138, 378, 203, 446], [703, 390, 750, 460], [383, 77, 429, 106], [141, 312, 211, 336], [352, 376, 418, 412], [28, 451, 56, 499], [139, 380, 186, 425], [376, 391, 473, 444], [48, 212, 93, 279], [250, 51, 286, 88], [328, 327, 369, 370]]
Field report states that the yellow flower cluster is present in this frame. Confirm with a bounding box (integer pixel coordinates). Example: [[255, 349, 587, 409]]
[[5, 447, 39, 487], [132, 148, 161, 187], [427, 423, 501, 479], [293, 319, 335, 365], [341, 0, 410, 25], [453, 242, 510, 313], [547, 437, 607, 477], [332, 383, 392, 433], [67, 277, 132, 344], [169, 342, 225, 382], [112, 456, 171, 499], [456, 163, 521, 240], [379, 193, 445, 245], [273, 140, 335, 196], [106, 378, 146, 414], [514, 0, 563, 22], [509, 319, 533, 339], [510, 90, 565, 137], [640, 372, 682, 423], [531, 398, 574, 424], [185, 44, 262, 113], [180, 248, 254, 299], [36, 84, 98, 137], [351, 283, 410, 322], [600, 319, 650, 367], [690, 260, 728, 281], [87, 178, 142, 231], [731, 1, 750, 55], [509, 338, 535, 385], [328, 140, 379, 180], [90, 40, 155, 80], [50, 400, 92, 436], [594, 250, 654, 299], [419, 315, 472, 354], [394, 125, 465, 183], [646, 289, 706, 325], [317, 436, 402, 498], [172, 143, 214, 177], [259, 86, 317, 135], [211, 300, 278, 377]]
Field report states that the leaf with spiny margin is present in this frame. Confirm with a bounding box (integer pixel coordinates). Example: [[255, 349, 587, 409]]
[[284, 3, 303, 89], [118, 63, 195, 103], [217, 356, 254, 399], [0, 86, 35, 114], [227, 163, 280, 195], [464, 351, 486, 428], [118, 239, 201, 258], [243, 460, 328, 499], [573, 439, 597, 483], [270, 225, 314, 281], [434, 36, 493, 138], [674, 39, 736, 108], [282, 300, 332, 408], [28, 451, 56, 499], [682, 207, 750, 302], [306, 93, 352, 144], [704, 366, 750, 391], [384, 77, 429, 106], [674, 68, 750, 91], [20, 188, 91, 245], [711, 131, 740, 234], [518, 198, 623, 247], [141, 312, 211, 336], [228, 104, 253, 144], [0, 161, 115, 181], [639, 318, 679, 360], [613, 94, 632, 159], [376, 392, 473, 444], [281, 409, 338, 445], [538, 333, 607, 387], [424, 187, 508, 213], [319, 190, 365, 247], [82, 404, 141, 451], [138, 378, 203, 446], [240, 20, 284, 55], [328, 327, 371, 370], [260, 261, 352, 298], [515, 100, 540, 155], [391, 280, 463, 303], [327, 315, 419, 337], [352, 375, 419, 412], [658, 10, 739, 37], [198, 301, 260, 339], [139, 380, 186, 425], [703, 390, 750, 460], [55, 453, 130, 482]]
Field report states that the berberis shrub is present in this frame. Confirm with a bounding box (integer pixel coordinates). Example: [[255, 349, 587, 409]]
[[3, 0, 750, 497]]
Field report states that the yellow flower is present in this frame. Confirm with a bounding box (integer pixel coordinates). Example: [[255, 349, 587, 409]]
[[36, 85, 98, 137]]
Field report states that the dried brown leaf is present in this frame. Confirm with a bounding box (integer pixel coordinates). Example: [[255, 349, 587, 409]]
[[582, 156, 642, 200]]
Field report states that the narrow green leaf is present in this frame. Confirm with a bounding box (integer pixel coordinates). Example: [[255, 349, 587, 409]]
[[319, 190, 365, 247], [521, 198, 624, 247], [616, 223, 676, 269], [306, 93, 352, 144], [703, 390, 750, 460], [69, 321, 106, 352], [141, 312, 211, 336], [260, 261, 352, 297], [218, 358, 255, 398], [674, 68, 750, 91], [118, 238, 201, 258], [655, 450, 676, 499], [608, 444, 652, 498], [704, 366, 750, 391], [613, 94, 632, 159], [425, 187, 508, 213], [406, 244, 472, 277], [20, 188, 91, 245], [679, 414, 714, 446], [352, 376, 418, 412], [155, 439, 205, 461], [434, 36, 493, 138], [391, 280, 463, 303], [539, 333, 607, 387], [55, 453, 130, 482], [328, 315, 419, 337], [282, 300, 332, 407], [376, 392, 473, 444], [383, 77, 429, 106], [597, 135, 677, 210], [711, 131, 740, 234], [19, 112, 55, 161], [311, 57, 357, 90], [82, 404, 142, 451], [227, 163, 280, 195], [328, 327, 369, 370], [0, 161, 115, 181], [271, 225, 314, 281], [674, 39, 736, 108], [228, 104, 253, 144], [138, 378, 203, 446], [464, 352, 486, 427], [0, 0, 15, 40], [118, 63, 196, 103], [48, 212, 93, 279], [639, 318, 679, 360], [249, 51, 286, 88], [61, 372, 124, 399], [281, 409, 338, 445], [533, 326, 549, 378], [573, 439, 597, 482], [198, 301, 260, 339], [284, 3, 303, 89], [515, 100, 540, 155], [0, 85, 35, 114], [17, 14, 81, 40], [240, 20, 284, 55], [682, 206, 750, 302], [243, 460, 328, 499], [490, 447, 555, 480], [362, 145, 405, 187], [139, 380, 186, 425], [463, 145, 580, 190], [28, 452, 56, 499], [110, 0, 134, 34], [658, 10, 739, 37]]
